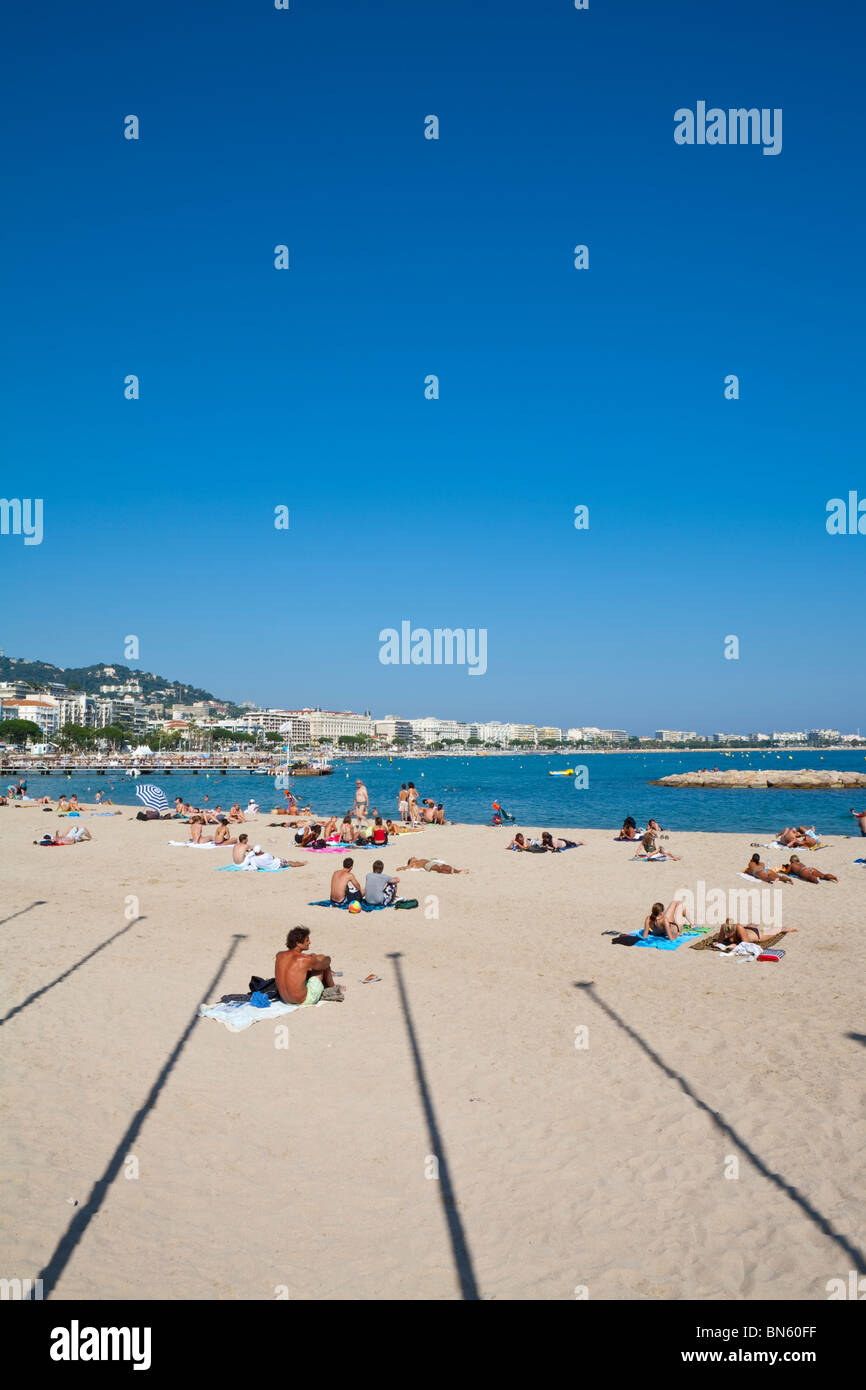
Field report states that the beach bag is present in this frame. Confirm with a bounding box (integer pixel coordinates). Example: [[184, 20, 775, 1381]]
[[394, 898, 419, 910], [612, 933, 639, 946]]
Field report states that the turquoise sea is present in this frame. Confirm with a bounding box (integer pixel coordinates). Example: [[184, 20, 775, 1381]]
[[13, 750, 866, 836]]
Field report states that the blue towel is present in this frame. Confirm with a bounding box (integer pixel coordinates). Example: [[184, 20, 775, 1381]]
[[309, 899, 388, 911], [632, 929, 702, 952]]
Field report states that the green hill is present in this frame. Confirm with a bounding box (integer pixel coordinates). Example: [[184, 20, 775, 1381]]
[[0, 656, 228, 706]]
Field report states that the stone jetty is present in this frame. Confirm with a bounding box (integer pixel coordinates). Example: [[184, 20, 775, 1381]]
[[650, 768, 866, 789]]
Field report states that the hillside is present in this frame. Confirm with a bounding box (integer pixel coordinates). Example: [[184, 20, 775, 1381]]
[[0, 656, 227, 706]]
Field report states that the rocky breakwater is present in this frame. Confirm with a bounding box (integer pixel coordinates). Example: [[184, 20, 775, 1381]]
[[649, 768, 866, 789]]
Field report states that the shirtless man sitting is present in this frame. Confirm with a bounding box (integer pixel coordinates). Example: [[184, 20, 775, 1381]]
[[330, 858, 363, 904], [745, 853, 791, 884], [233, 833, 251, 864], [397, 856, 468, 874], [274, 927, 343, 1006], [780, 855, 838, 884], [228, 803, 245, 823]]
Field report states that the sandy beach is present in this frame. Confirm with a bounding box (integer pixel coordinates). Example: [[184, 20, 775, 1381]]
[[1, 805, 863, 1301]]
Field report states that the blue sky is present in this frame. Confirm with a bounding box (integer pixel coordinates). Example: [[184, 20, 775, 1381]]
[[2, 0, 863, 733]]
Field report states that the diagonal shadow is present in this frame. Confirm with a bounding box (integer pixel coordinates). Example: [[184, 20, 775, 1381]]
[[0, 916, 148, 1028], [0, 900, 47, 928], [31, 933, 247, 1299], [847, 1032, 866, 1048], [386, 952, 480, 1300], [575, 980, 866, 1270]]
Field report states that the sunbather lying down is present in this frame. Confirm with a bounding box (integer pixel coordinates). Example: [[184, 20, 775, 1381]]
[[777, 825, 821, 848], [780, 855, 837, 883], [715, 918, 798, 947], [397, 857, 468, 874], [35, 825, 93, 845]]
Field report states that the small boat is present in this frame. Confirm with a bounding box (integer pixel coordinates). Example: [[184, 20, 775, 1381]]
[[287, 758, 334, 778], [548, 769, 574, 777]]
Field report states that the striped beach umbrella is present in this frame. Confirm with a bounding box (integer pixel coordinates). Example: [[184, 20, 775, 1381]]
[[135, 782, 170, 812]]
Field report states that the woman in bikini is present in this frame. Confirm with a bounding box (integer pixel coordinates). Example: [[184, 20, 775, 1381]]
[[641, 900, 691, 941], [780, 855, 838, 883], [745, 853, 791, 884], [716, 918, 798, 947]]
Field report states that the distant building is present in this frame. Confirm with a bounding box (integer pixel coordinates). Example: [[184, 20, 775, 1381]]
[[374, 716, 413, 743], [0, 699, 60, 736]]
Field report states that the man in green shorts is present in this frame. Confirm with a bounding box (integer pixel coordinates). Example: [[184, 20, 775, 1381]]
[[274, 926, 343, 1005]]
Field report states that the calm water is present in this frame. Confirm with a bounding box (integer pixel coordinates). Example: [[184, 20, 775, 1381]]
[[14, 750, 866, 836]]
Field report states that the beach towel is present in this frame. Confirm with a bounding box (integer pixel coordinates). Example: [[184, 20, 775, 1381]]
[[736, 871, 788, 883], [691, 930, 788, 953], [855, 858, 866, 865], [301, 845, 351, 854], [199, 998, 317, 1032], [216, 862, 295, 872], [169, 840, 217, 849], [309, 898, 389, 911], [630, 927, 705, 952]]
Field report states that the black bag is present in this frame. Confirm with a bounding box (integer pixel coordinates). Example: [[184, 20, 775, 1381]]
[[395, 898, 419, 910], [612, 933, 639, 946]]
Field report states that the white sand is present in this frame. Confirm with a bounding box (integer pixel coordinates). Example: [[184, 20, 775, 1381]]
[[1, 805, 863, 1300]]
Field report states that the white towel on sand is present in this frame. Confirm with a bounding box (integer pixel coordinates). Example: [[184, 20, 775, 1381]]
[[168, 840, 217, 849], [199, 998, 318, 1031]]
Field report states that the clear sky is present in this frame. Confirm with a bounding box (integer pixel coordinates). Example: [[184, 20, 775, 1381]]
[[2, 0, 864, 733]]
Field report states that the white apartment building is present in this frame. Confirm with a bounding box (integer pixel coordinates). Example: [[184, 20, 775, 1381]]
[[771, 731, 807, 744], [504, 723, 537, 743], [410, 717, 479, 745], [809, 729, 841, 741], [236, 709, 372, 742], [476, 721, 509, 745], [655, 730, 697, 743], [0, 699, 60, 736], [374, 716, 414, 743], [535, 726, 563, 742]]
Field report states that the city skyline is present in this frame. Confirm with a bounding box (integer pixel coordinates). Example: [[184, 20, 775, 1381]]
[[0, 658, 860, 746]]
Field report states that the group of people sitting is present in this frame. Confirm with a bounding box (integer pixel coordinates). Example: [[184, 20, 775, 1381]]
[[507, 832, 582, 852], [616, 815, 664, 842], [291, 814, 397, 849], [397, 783, 448, 826], [330, 857, 400, 905]]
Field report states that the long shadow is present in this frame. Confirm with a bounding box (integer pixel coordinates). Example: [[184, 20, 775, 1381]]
[[386, 952, 480, 1300], [0, 916, 148, 1028], [31, 933, 247, 1299], [575, 981, 866, 1270], [847, 1032, 866, 1047], [0, 900, 47, 928]]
